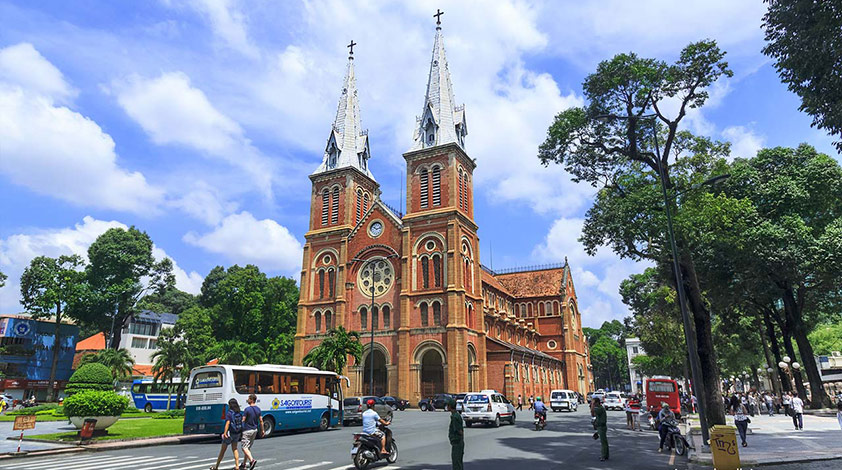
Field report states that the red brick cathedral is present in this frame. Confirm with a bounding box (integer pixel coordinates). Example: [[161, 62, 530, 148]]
[[293, 21, 593, 402]]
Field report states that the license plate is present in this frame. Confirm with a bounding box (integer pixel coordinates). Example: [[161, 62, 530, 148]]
[[198, 424, 205, 430], [351, 446, 359, 455]]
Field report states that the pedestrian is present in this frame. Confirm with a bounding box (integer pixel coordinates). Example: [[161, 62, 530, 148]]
[[782, 392, 792, 417], [691, 395, 697, 414], [729, 395, 750, 447], [627, 396, 642, 431], [240, 393, 264, 470], [517, 394, 523, 411], [791, 393, 804, 430], [624, 399, 634, 430], [748, 393, 758, 417], [447, 399, 464, 470], [528, 395, 534, 410], [211, 398, 242, 470], [592, 397, 609, 461]]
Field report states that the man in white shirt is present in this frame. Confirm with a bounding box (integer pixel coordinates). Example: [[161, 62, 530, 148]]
[[791, 393, 804, 430], [362, 399, 389, 456]]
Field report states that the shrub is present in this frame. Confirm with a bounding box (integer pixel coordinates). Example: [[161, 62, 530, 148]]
[[7, 404, 58, 415], [63, 390, 129, 417], [152, 409, 185, 419], [65, 363, 113, 395]]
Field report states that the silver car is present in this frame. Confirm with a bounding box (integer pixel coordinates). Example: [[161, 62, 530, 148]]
[[343, 396, 393, 426]]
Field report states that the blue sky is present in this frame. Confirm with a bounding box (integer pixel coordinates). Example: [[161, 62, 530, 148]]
[[1, 0, 839, 326]]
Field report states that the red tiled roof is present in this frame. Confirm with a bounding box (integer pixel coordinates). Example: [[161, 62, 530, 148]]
[[75, 332, 106, 351], [481, 269, 513, 297], [133, 364, 154, 377], [495, 267, 565, 298]]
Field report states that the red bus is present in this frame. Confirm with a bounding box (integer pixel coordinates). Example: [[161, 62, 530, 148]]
[[645, 378, 681, 418]]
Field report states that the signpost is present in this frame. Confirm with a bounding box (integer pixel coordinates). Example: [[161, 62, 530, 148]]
[[13, 415, 36, 453]]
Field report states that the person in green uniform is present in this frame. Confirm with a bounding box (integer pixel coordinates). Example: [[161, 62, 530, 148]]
[[447, 399, 464, 470], [593, 397, 609, 461]]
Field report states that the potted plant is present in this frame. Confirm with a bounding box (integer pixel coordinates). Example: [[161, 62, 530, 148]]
[[63, 390, 129, 430], [65, 363, 114, 395]]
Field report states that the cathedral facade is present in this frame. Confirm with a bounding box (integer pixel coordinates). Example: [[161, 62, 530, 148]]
[[293, 22, 593, 403]]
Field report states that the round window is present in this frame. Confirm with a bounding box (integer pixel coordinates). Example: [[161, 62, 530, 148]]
[[357, 258, 393, 297], [322, 255, 332, 265], [425, 241, 435, 251], [369, 221, 383, 237], [547, 340, 558, 349]]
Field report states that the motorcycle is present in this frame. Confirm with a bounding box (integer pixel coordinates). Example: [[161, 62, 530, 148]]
[[533, 412, 546, 431], [661, 418, 692, 456], [351, 420, 398, 470]]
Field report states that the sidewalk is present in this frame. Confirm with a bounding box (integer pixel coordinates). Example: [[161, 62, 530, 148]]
[[688, 412, 842, 466], [0, 420, 73, 454]]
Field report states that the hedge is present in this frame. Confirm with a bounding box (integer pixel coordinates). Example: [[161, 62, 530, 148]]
[[152, 409, 186, 419], [65, 363, 113, 395], [63, 391, 129, 417]]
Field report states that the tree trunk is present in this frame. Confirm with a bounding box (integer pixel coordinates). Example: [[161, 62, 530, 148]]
[[167, 377, 173, 411], [46, 304, 62, 403], [763, 310, 789, 392], [783, 290, 831, 408], [781, 331, 807, 399], [679, 255, 726, 426], [757, 316, 781, 395]]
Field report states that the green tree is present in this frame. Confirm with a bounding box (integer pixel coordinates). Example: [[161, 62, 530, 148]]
[[76, 227, 175, 348], [583, 320, 629, 390], [208, 340, 268, 366], [151, 327, 190, 410], [20, 255, 85, 402], [302, 326, 363, 374], [538, 41, 732, 426], [138, 287, 197, 315], [80, 348, 136, 381], [174, 306, 217, 364], [0, 270, 7, 288], [809, 322, 842, 356], [763, 0, 842, 151]]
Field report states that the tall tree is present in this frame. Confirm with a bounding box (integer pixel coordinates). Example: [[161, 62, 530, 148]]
[[20, 255, 85, 402], [302, 326, 363, 374], [77, 227, 174, 348], [763, 0, 842, 151], [151, 328, 190, 410], [539, 39, 733, 426], [583, 320, 629, 390], [0, 270, 7, 288], [138, 287, 197, 316]]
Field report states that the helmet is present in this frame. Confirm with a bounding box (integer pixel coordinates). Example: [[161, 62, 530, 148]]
[[536, 396, 542, 402], [661, 402, 669, 408], [366, 399, 376, 408]]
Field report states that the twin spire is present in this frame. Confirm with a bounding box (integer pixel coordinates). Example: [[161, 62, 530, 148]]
[[313, 10, 468, 180]]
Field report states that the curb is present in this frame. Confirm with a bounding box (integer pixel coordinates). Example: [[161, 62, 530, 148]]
[[0, 434, 216, 459]]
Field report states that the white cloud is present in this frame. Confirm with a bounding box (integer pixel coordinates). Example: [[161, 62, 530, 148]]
[[0, 216, 202, 312], [112, 71, 274, 196], [722, 125, 765, 160], [183, 211, 303, 271], [169, 0, 258, 57], [169, 183, 237, 226], [0, 43, 164, 214]]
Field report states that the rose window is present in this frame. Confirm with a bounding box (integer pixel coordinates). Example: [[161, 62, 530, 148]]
[[358, 258, 393, 297]]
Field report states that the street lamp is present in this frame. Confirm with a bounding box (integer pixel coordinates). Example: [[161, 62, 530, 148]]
[[779, 358, 796, 392], [352, 253, 399, 397]]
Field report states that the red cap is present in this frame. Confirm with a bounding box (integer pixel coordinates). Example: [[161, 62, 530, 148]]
[[366, 399, 375, 406]]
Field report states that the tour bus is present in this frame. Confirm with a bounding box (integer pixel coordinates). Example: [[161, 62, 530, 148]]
[[131, 378, 188, 412], [644, 377, 681, 418], [183, 364, 346, 437]]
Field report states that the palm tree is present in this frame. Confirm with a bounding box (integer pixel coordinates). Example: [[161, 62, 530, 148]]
[[302, 326, 363, 374], [151, 328, 189, 410], [93, 348, 135, 381]]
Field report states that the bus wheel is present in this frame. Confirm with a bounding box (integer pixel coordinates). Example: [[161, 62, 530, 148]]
[[261, 416, 275, 438], [318, 413, 329, 431], [144, 403, 153, 413]]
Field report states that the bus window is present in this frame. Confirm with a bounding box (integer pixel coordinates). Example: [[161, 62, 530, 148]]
[[289, 374, 303, 394], [256, 373, 275, 394], [191, 371, 223, 389], [132, 383, 140, 393], [278, 373, 290, 394], [234, 370, 254, 394], [648, 381, 676, 393], [328, 379, 340, 400]]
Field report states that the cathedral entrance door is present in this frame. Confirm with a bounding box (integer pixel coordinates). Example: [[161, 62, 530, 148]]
[[362, 349, 388, 396], [420, 350, 444, 397]]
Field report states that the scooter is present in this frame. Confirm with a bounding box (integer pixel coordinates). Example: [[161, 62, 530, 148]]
[[351, 420, 398, 470], [534, 412, 546, 431], [661, 418, 692, 456]]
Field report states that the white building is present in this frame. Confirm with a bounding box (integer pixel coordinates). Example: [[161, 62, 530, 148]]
[[626, 337, 645, 395], [120, 311, 178, 370]]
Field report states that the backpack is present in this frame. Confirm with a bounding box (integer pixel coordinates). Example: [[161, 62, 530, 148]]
[[229, 411, 243, 433]]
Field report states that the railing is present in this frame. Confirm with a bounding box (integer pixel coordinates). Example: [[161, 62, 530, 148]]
[[481, 263, 565, 276], [381, 201, 404, 218]]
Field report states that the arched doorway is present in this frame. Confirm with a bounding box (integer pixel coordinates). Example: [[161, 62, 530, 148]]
[[420, 349, 444, 397], [467, 345, 477, 392], [362, 349, 388, 396]]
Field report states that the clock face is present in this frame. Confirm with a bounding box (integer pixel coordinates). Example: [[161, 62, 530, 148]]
[[369, 221, 383, 237]]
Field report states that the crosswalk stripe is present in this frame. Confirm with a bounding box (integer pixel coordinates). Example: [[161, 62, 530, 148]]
[[250, 459, 304, 469], [65, 456, 175, 470], [19, 455, 144, 470], [284, 462, 333, 470], [2, 454, 128, 469], [127, 457, 216, 470], [99, 456, 178, 470]]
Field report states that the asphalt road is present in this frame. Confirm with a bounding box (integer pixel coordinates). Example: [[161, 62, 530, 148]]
[[2, 409, 706, 470]]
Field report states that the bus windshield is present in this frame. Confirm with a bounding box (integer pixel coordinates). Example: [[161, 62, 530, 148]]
[[648, 381, 676, 393], [191, 371, 223, 389]]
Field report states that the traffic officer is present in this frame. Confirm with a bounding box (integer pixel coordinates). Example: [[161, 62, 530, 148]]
[[447, 399, 464, 470], [592, 396, 609, 461]]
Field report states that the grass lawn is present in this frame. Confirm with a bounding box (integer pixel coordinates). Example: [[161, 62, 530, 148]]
[[27, 417, 184, 442], [0, 409, 147, 422]]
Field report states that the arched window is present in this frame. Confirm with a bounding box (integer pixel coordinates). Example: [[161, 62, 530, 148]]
[[360, 307, 368, 330], [383, 305, 390, 329], [331, 187, 339, 224], [432, 166, 441, 206], [318, 270, 325, 299], [356, 189, 362, 223], [458, 169, 465, 210], [371, 305, 379, 330], [467, 304, 473, 329], [553, 301, 560, 315], [433, 255, 442, 287], [419, 168, 429, 208], [520, 304, 526, 318], [321, 188, 329, 226], [539, 302, 545, 316], [325, 311, 332, 330], [463, 258, 470, 292], [315, 312, 321, 332], [433, 302, 442, 326], [420, 303, 429, 327], [464, 174, 470, 212], [328, 269, 336, 297], [363, 192, 369, 213], [421, 256, 430, 289], [527, 303, 533, 317]]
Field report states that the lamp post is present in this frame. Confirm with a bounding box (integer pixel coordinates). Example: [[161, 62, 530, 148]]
[[352, 254, 399, 397], [778, 357, 796, 393]]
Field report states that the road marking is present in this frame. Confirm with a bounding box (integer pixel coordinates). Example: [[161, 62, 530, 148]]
[[100, 456, 180, 470], [7, 453, 133, 469], [19, 455, 147, 470], [66, 456, 177, 470], [669, 449, 675, 465], [126, 458, 216, 470], [283, 461, 333, 470], [255, 459, 305, 469]]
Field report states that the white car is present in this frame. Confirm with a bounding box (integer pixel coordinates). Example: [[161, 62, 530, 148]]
[[462, 390, 516, 427], [604, 392, 624, 411], [550, 389, 579, 412]]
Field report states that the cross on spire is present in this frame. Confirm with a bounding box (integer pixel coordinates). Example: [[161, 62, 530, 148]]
[[434, 9, 444, 29], [347, 40, 357, 59]]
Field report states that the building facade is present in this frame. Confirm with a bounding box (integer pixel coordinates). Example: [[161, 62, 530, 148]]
[[626, 337, 644, 395], [0, 315, 79, 401], [293, 22, 592, 402]]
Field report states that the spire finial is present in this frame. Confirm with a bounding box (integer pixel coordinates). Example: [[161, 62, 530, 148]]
[[347, 40, 357, 59], [434, 9, 444, 29]]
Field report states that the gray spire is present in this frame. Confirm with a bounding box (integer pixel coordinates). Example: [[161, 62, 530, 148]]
[[411, 23, 467, 151], [313, 47, 374, 179]]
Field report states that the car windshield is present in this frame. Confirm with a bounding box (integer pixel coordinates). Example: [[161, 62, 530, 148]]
[[466, 394, 489, 403], [344, 398, 359, 406], [552, 392, 564, 398]]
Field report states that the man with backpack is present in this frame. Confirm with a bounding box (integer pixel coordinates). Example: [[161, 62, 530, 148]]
[[241, 394, 264, 470]]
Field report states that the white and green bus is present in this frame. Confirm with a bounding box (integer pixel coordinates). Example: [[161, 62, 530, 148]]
[[183, 364, 346, 437]]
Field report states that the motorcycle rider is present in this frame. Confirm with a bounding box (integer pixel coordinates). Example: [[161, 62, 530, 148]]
[[533, 396, 548, 423], [657, 402, 676, 452], [362, 399, 389, 456]]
